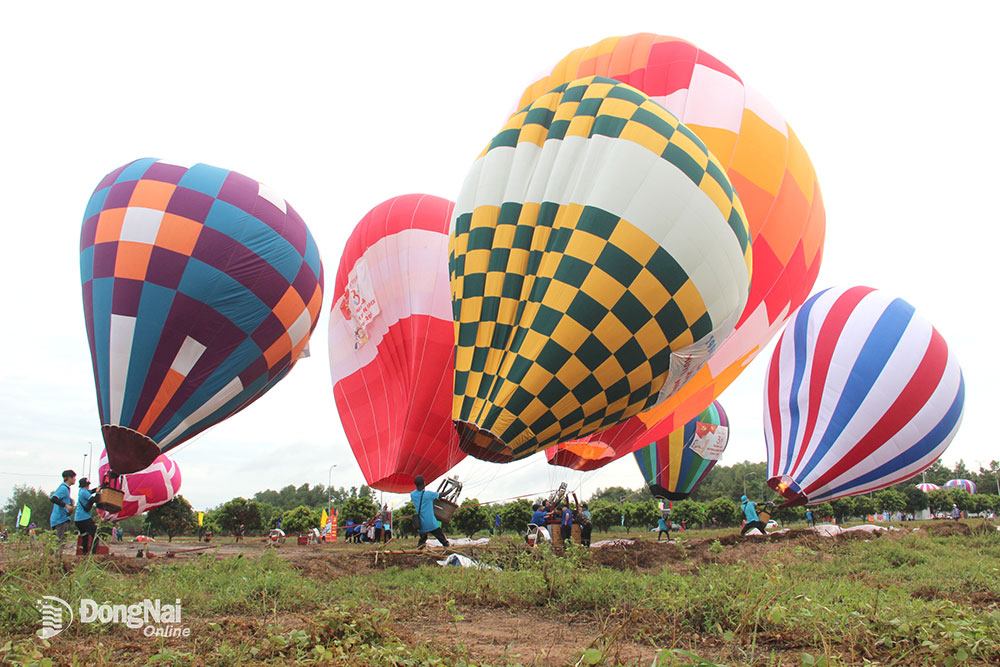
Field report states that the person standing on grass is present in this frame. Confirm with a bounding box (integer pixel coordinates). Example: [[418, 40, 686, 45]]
[[806, 509, 815, 527], [410, 475, 449, 549], [951, 504, 961, 521], [492, 512, 501, 537], [49, 470, 76, 543], [560, 503, 573, 544], [578, 503, 592, 547], [74, 478, 99, 554], [740, 495, 768, 535], [657, 510, 672, 542]]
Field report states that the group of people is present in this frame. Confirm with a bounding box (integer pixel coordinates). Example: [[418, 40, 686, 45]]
[[49, 469, 101, 554], [527, 500, 593, 547], [343, 505, 393, 544]]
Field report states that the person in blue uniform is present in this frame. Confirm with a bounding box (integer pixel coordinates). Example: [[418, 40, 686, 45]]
[[74, 478, 98, 554], [49, 470, 76, 542], [409, 475, 449, 548], [740, 495, 767, 535]]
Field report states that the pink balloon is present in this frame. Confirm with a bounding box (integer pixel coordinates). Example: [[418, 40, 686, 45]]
[[96, 448, 182, 521]]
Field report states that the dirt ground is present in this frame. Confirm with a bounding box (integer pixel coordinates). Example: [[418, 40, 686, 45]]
[[8, 521, 995, 666]]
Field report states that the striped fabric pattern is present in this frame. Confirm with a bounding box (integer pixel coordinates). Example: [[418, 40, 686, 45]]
[[329, 195, 465, 492], [80, 159, 324, 474], [944, 479, 977, 494], [915, 483, 940, 493], [764, 286, 965, 506], [633, 400, 728, 500], [528, 34, 825, 467], [451, 76, 752, 463]]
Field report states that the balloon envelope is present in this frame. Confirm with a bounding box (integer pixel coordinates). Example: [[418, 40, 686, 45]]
[[96, 448, 181, 522], [915, 483, 940, 493], [451, 76, 752, 462], [531, 34, 825, 467], [330, 195, 465, 491], [944, 479, 977, 494], [764, 286, 965, 506], [633, 400, 729, 500], [80, 159, 324, 474]]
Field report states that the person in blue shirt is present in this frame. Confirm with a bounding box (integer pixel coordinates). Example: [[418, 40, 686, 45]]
[[657, 509, 672, 542], [806, 509, 815, 527], [49, 469, 76, 542], [492, 513, 501, 536], [409, 475, 449, 548], [74, 478, 99, 554], [374, 514, 384, 543], [527, 504, 550, 543], [740, 495, 767, 535], [560, 504, 573, 543]]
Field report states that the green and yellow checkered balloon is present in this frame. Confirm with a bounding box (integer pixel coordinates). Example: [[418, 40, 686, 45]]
[[450, 76, 752, 462]]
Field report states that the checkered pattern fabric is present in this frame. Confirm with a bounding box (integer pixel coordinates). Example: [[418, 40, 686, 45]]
[[450, 77, 751, 462], [81, 159, 324, 472], [520, 35, 826, 469]]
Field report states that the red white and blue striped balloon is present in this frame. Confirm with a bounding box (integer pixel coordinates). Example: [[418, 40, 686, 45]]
[[915, 483, 940, 493], [944, 479, 977, 494], [764, 286, 965, 506]]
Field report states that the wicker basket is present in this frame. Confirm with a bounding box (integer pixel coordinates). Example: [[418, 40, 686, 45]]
[[433, 498, 459, 523], [95, 487, 124, 513]]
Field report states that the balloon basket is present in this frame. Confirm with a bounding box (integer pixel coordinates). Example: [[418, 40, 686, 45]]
[[96, 483, 124, 513], [570, 524, 582, 543], [433, 498, 459, 523]]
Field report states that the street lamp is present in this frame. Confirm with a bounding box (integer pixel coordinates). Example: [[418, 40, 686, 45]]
[[327, 464, 338, 513]]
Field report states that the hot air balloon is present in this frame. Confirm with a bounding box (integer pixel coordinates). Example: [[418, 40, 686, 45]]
[[451, 76, 752, 463], [944, 479, 977, 494], [529, 34, 825, 469], [633, 400, 729, 500], [96, 448, 181, 521], [764, 286, 965, 506], [80, 159, 324, 474], [330, 195, 465, 492], [916, 483, 941, 493]]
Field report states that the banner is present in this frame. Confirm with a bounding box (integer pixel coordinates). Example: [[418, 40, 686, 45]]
[[326, 508, 338, 542], [320, 509, 328, 529], [17, 505, 31, 527], [197, 512, 204, 527], [691, 423, 729, 461]]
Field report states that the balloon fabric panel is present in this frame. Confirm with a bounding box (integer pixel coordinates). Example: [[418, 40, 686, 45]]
[[944, 479, 976, 494], [528, 34, 824, 470], [329, 194, 465, 492], [764, 287, 964, 506], [451, 76, 752, 462], [81, 159, 324, 474]]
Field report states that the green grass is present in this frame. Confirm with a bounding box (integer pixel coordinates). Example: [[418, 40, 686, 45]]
[[2, 525, 998, 666]]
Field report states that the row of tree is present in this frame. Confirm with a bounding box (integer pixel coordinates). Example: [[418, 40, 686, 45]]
[[5, 459, 996, 540]]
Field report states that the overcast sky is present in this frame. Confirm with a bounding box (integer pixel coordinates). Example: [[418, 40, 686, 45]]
[[2, 2, 997, 514]]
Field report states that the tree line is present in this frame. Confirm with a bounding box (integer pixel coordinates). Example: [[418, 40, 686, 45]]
[[4, 459, 997, 540]]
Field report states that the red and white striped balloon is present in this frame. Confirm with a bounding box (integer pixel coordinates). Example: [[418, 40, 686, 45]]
[[765, 286, 964, 506], [915, 483, 940, 493], [329, 195, 465, 492], [96, 448, 181, 521]]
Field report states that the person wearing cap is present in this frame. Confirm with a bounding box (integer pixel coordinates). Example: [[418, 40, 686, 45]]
[[49, 470, 76, 542], [74, 478, 99, 554], [409, 475, 449, 548]]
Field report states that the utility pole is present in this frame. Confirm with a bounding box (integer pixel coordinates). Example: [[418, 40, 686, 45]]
[[327, 464, 338, 514]]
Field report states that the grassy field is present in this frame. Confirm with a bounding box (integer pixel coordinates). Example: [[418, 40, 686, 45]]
[[1, 521, 998, 666]]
